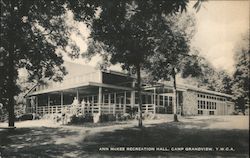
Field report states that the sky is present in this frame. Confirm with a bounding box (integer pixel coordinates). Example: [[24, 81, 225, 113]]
[[190, 0, 249, 74], [64, 0, 250, 74]]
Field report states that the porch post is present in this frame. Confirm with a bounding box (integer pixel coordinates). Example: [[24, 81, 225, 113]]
[[60, 92, 63, 114], [157, 94, 160, 110], [123, 91, 126, 114], [36, 96, 38, 114], [61, 92, 63, 106], [48, 95, 50, 106], [176, 92, 179, 115], [48, 95, 50, 114], [108, 93, 111, 114], [91, 96, 94, 114], [154, 88, 156, 114], [131, 81, 135, 108], [98, 87, 102, 114], [113, 92, 116, 115], [76, 89, 79, 102]]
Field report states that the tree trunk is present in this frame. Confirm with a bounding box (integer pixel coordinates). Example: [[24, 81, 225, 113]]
[[172, 68, 178, 122], [7, 1, 15, 128], [136, 64, 143, 128], [7, 38, 15, 128]]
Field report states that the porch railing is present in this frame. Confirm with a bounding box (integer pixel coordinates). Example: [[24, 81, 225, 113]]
[[134, 104, 155, 114], [26, 103, 155, 116]]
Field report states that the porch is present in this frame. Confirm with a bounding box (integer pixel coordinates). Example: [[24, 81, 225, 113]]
[[26, 103, 155, 116], [26, 82, 157, 116]]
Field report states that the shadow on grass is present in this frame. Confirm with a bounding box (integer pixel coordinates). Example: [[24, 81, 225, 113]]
[[0, 127, 87, 157], [81, 121, 249, 157], [0, 119, 249, 158]]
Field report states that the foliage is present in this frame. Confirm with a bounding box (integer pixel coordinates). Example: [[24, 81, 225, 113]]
[[181, 55, 233, 94], [69, 114, 93, 124], [99, 114, 116, 122], [145, 13, 201, 121], [68, 113, 131, 124], [146, 12, 200, 79], [100, 113, 131, 122], [0, 0, 88, 126], [231, 34, 249, 113], [70, 0, 202, 127]]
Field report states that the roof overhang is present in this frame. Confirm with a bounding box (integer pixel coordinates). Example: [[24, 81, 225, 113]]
[[144, 84, 187, 92], [26, 82, 133, 97]]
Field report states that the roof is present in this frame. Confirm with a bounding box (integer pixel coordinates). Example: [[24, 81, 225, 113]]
[[145, 81, 233, 98], [26, 62, 232, 98], [63, 61, 97, 78]]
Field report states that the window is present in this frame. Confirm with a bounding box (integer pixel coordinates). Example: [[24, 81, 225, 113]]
[[169, 97, 173, 107], [209, 111, 215, 115], [93, 96, 98, 103], [104, 94, 109, 104], [198, 110, 203, 115], [165, 96, 169, 106], [110, 94, 115, 103], [159, 96, 164, 106]]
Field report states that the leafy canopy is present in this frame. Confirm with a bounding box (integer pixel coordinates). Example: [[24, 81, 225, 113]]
[[74, 0, 191, 70], [145, 13, 202, 81], [0, 0, 94, 106], [231, 33, 249, 111]]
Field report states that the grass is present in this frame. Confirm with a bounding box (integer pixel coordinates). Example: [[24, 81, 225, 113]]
[[0, 115, 249, 158]]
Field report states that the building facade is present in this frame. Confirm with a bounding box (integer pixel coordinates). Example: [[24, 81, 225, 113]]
[[25, 63, 234, 117]]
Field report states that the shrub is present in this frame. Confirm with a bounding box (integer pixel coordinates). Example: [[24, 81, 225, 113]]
[[100, 114, 116, 122], [232, 111, 239, 115], [99, 113, 132, 122], [69, 114, 93, 124], [143, 113, 155, 119], [16, 113, 37, 121], [127, 107, 138, 118], [134, 113, 155, 120]]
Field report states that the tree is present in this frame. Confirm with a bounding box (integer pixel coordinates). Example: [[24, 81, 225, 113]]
[[186, 55, 233, 94], [145, 12, 202, 121], [0, 0, 86, 127], [70, 0, 204, 127], [231, 34, 249, 114]]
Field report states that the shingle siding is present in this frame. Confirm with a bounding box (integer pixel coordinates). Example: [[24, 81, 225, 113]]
[[182, 90, 198, 115]]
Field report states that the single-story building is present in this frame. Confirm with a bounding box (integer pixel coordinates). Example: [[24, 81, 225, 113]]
[[25, 62, 234, 117]]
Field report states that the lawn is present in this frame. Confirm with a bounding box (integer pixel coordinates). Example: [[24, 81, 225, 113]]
[[0, 115, 249, 158]]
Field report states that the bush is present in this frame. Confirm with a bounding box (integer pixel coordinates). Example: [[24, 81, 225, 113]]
[[69, 114, 93, 124], [232, 111, 239, 115], [134, 113, 155, 120], [68, 113, 133, 124], [127, 107, 138, 118], [143, 113, 155, 119], [100, 114, 116, 122], [99, 113, 132, 122], [16, 113, 36, 121]]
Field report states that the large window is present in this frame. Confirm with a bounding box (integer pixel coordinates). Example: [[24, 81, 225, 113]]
[[197, 93, 222, 115], [104, 94, 109, 104], [110, 94, 115, 103], [209, 111, 215, 115], [198, 110, 203, 115], [159, 96, 164, 106]]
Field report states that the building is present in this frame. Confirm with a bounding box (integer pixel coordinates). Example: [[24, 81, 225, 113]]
[[25, 62, 235, 117]]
